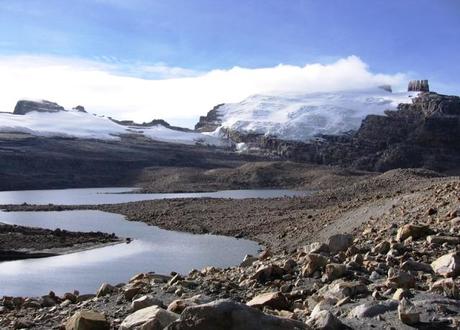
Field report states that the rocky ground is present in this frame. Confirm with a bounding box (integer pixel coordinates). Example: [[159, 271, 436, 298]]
[[134, 162, 374, 193], [0, 223, 121, 261], [1, 169, 460, 329]]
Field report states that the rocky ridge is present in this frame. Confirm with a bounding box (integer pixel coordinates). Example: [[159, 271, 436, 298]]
[[13, 100, 66, 115]]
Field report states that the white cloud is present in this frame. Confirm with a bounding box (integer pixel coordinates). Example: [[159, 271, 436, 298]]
[[0, 55, 407, 127]]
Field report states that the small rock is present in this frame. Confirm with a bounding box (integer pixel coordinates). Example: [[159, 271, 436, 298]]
[[302, 253, 328, 277], [398, 298, 420, 325], [427, 235, 460, 245], [246, 292, 289, 310], [349, 301, 398, 319], [325, 263, 347, 281], [120, 306, 179, 330], [431, 252, 460, 277], [327, 234, 353, 254], [240, 254, 258, 267], [401, 260, 432, 273], [65, 310, 110, 330], [251, 264, 285, 283], [396, 224, 430, 242], [96, 283, 115, 297], [392, 288, 410, 301], [131, 295, 163, 312], [306, 310, 346, 330], [430, 278, 460, 299]]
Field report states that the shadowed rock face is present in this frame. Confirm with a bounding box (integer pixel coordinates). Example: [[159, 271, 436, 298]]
[[195, 104, 224, 132], [13, 100, 65, 115]]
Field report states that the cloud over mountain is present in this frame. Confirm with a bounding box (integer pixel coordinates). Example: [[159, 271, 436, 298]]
[[0, 55, 407, 127]]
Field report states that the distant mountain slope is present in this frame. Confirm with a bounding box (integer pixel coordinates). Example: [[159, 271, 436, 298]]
[[196, 88, 418, 141], [0, 100, 226, 147]]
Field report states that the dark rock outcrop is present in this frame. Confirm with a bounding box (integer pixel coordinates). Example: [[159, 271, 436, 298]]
[[195, 104, 224, 132], [73, 105, 87, 113], [13, 100, 65, 115], [408, 80, 429, 92], [111, 118, 192, 132]]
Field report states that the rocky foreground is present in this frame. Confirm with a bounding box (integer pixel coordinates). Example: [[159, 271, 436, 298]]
[[1, 175, 460, 329]]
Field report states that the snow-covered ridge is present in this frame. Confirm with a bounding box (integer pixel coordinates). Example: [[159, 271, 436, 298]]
[[0, 103, 226, 146], [209, 88, 419, 141]]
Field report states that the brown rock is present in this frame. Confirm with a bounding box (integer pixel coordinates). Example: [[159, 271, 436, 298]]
[[65, 310, 109, 330], [325, 263, 347, 281], [398, 298, 420, 325], [302, 253, 328, 277], [246, 292, 289, 310], [431, 252, 460, 277], [396, 224, 431, 242]]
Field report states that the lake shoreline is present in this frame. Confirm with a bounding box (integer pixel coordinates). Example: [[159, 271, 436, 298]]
[[0, 222, 123, 262]]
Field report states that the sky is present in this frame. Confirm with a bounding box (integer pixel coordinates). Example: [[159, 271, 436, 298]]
[[0, 0, 459, 127]]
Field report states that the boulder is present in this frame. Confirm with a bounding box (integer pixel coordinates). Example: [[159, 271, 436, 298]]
[[430, 278, 460, 299], [131, 295, 163, 312], [167, 295, 209, 314], [431, 252, 460, 277], [165, 299, 309, 330], [120, 306, 179, 330], [325, 263, 347, 281], [372, 241, 391, 255], [246, 292, 289, 310], [327, 234, 353, 254], [387, 270, 416, 289], [123, 283, 143, 301], [392, 288, 410, 301], [427, 235, 460, 245], [251, 264, 285, 283], [240, 254, 258, 267], [302, 253, 328, 276], [401, 260, 432, 273], [306, 310, 347, 330], [96, 283, 115, 297], [65, 310, 109, 330], [396, 224, 430, 242], [398, 298, 420, 325], [325, 281, 369, 300], [348, 301, 398, 319], [306, 242, 330, 254]]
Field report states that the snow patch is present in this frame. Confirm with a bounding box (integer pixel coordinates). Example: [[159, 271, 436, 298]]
[[0, 110, 226, 146]]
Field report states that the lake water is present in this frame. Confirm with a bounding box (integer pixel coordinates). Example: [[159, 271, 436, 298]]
[[0, 188, 306, 297], [0, 187, 307, 205], [0, 210, 260, 297]]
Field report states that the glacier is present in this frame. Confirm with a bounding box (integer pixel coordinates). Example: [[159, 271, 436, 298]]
[[209, 88, 419, 141]]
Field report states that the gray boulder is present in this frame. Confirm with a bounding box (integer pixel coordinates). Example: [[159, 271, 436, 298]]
[[165, 299, 308, 330]]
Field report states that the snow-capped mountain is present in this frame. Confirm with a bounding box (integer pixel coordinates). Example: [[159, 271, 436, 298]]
[[0, 100, 226, 146], [198, 88, 419, 142]]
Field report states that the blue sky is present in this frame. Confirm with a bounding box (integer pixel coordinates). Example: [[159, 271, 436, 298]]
[[0, 0, 459, 124]]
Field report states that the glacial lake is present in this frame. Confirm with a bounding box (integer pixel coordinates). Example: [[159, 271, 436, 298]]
[[0, 187, 307, 205], [0, 210, 260, 297], [0, 188, 307, 297]]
